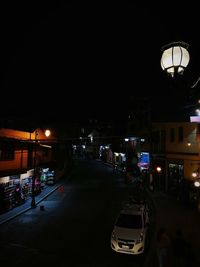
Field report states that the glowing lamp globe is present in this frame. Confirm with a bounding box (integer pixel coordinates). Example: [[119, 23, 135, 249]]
[[161, 41, 190, 77]]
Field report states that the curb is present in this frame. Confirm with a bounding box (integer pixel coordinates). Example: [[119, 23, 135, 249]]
[[0, 182, 64, 226], [0, 169, 74, 226]]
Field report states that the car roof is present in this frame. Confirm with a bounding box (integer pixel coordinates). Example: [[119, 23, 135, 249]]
[[120, 202, 145, 216]]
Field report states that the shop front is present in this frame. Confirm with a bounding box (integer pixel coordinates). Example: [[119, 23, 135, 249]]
[[0, 166, 56, 214]]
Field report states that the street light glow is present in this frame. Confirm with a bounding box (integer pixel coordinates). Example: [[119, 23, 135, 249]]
[[156, 166, 162, 173], [45, 129, 51, 137], [194, 180, 200, 187], [161, 41, 190, 77]]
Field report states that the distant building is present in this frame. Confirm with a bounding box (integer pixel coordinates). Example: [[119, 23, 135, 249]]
[[0, 127, 55, 178], [137, 120, 200, 196]]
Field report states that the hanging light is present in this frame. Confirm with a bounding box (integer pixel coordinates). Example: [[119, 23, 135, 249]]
[[194, 180, 200, 187], [160, 41, 190, 77], [45, 129, 51, 137]]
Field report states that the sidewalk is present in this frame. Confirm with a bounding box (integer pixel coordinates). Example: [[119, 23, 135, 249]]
[[0, 180, 64, 225], [144, 190, 200, 267]]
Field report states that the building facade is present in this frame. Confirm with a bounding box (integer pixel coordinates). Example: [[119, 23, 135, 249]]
[[139, 121, 200, 199], [0, 127, 56, 213]]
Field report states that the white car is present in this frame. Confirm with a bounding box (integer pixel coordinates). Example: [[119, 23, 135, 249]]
[[111, 200, 149, 255]]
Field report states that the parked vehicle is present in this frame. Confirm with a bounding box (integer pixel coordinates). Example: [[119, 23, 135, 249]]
[[111, 199, 149, 255]]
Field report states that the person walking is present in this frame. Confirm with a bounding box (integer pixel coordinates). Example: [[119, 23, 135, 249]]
[[171, 228, 195, 267], [156, 227, 171, 267]]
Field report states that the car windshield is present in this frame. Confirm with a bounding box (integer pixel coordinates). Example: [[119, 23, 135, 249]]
[[116, 213, 143, 229]]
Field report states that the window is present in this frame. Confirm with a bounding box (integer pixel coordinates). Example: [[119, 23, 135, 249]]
[[116, 213, 143, 229], [170, 128, 175, 142], [0, 140, 15, 161], [178, 127, 183, 142], [196, 124, 200, 139], [160, 130, 166, 151]]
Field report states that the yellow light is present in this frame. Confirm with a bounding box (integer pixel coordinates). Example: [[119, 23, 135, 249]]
[[192, 172, 198, 178], [45, 129, 51, 137], [156, 166, 162, 173]]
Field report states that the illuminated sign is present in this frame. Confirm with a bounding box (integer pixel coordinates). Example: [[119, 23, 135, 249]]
[[190, 116, 200, 123]]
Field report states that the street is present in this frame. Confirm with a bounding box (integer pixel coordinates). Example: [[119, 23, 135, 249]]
[[0, 158, 155, 267]]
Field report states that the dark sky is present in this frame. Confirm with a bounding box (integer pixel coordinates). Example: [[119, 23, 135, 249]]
[[1, 3, 200, 124]]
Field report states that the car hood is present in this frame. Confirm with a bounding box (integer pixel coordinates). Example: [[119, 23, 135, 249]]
[[114, 226, 144, 240]]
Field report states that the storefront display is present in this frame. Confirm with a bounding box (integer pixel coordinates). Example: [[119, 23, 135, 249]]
[[0, 167, 56, 214]]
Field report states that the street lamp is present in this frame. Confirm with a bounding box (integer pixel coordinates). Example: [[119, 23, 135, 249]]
[[161, 41, 200, 204], [160, 41, 190, 77], [161, 40, 200, 120], [156, 166, 162, 191], [31, 129, 51, 208], [45, 129, 51, 137], [161, 41, 200, 89]]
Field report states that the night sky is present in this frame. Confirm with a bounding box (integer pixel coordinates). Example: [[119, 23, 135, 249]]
[[1, 3, 200, 124]]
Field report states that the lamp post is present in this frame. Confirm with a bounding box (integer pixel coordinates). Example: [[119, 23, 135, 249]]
[[161, 41, 200, 203], [31, 129, 51, 208], [156, 166, 162, 191], [31, 129, 38, 208], [160, 41, 190, 77], [161, 41, 200, 119], [161, 41, 200, 89]]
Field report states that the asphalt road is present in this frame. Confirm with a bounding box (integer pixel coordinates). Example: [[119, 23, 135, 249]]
[[0, 158, 156, 267]]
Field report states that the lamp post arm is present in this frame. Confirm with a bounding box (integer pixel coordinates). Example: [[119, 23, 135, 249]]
[[191, 75, 200, 88]]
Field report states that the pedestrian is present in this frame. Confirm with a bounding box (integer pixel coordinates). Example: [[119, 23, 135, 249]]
[[171, 228, 195, 267], [156, 227, 171, 267]]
